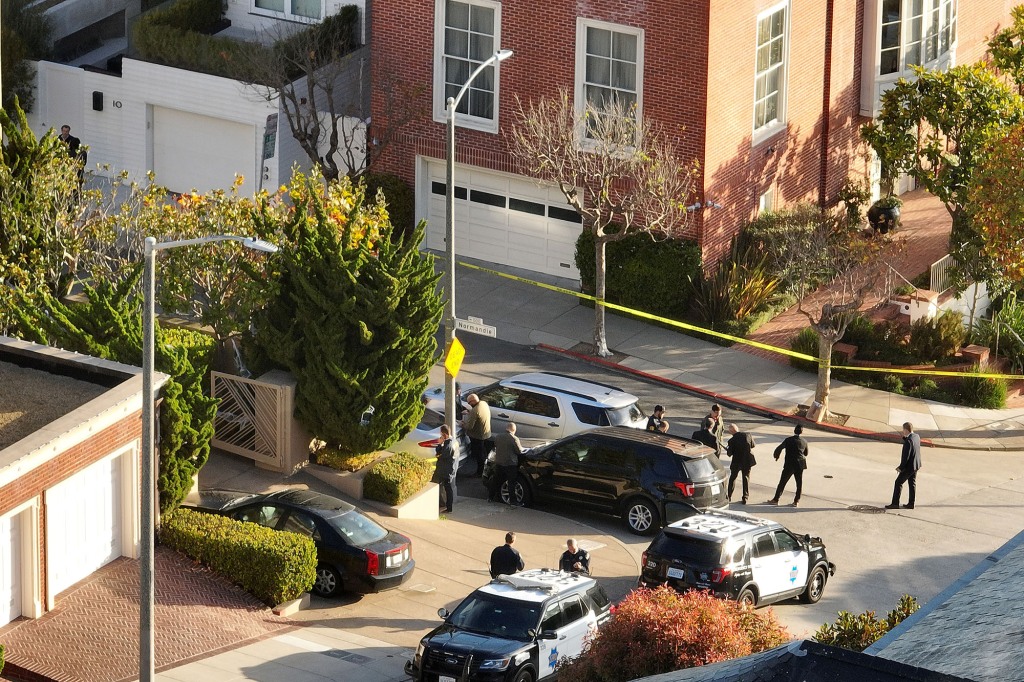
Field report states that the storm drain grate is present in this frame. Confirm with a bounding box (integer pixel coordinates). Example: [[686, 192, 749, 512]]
[[323, 650, 372, 664], [848, 505, 887, 514]]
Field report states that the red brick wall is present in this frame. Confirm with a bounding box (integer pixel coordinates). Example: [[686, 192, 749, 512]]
[[957, 0, 1016, 65], [0, 412, 141, 613]]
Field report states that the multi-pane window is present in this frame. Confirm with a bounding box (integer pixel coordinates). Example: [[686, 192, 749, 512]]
[[754, 5, 787, 132], [881, 0, 956, 75], [254, 0, 321, 20], [576, 19, 643, 137], [442, 0, 498, 120]]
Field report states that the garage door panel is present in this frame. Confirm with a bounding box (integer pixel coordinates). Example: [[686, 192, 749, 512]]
[[153, 107, 255, 195], [1, 513, 21, 625], [47, 456, 123, 596]]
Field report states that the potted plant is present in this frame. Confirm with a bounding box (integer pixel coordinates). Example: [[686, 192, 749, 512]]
[[838, 178, 872, 227], [867, 194, 902, 234]]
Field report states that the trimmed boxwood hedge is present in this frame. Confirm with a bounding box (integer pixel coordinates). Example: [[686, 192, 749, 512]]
[[362, 452, 434, 505], [160, 508, 316, 605]]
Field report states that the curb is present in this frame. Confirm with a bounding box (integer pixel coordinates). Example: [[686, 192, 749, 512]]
[[536, 343, 939, 448]]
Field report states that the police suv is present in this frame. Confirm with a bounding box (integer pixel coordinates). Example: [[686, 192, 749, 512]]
[[638, 509, 836, 608], [406, 569, 612, 682]]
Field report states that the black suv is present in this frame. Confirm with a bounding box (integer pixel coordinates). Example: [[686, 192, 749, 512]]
[[406, 569, 612, 682], [485, 427, 729, 535], [638, 509, 835, 607]]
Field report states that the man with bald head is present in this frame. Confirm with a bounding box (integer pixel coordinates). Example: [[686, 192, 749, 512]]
[[462, 393, 491, 476]]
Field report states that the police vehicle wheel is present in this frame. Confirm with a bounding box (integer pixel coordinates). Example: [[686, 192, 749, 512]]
[[801, 566, 827, 604], [737, 587, 757, 608], [512, 668, 534, 682], [623, 498, 660, 535]]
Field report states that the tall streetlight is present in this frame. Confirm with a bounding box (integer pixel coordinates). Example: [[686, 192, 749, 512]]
[[140, 235, 277, 681], [444, 48, 513, 435]]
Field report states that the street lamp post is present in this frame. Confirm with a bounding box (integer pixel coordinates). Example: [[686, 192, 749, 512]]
[[444, 48, 513, 436], [140, 235, 277, 681]]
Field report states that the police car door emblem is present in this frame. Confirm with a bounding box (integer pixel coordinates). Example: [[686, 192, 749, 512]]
[[548, 647, 558, 670]]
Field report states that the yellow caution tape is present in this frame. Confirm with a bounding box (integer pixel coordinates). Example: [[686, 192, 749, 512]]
[[455, 260, 1024, 381]]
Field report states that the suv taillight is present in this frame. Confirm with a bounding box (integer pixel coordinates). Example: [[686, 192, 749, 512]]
[[641, 551, 649, 567], [711, 568, 731, 584], [365, 550, 380, 576], [674, 482, 695, 497]]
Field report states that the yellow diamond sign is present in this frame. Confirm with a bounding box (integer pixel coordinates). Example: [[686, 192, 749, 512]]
[[444, 337, 466, 378]]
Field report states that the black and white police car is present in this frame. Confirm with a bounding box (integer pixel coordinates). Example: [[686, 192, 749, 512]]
[[406, 569, 612, 682], [638, 509, 836, 608]]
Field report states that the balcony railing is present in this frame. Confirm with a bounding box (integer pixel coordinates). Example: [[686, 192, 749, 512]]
[[930, 254, 955, 293]]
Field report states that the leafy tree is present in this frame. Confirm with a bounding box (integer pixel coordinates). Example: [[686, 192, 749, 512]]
[[861, 64, 1023, 298], [988, 5, 1024, 95], [509, 88, 697, 356], [556, 587, 788, 682], [813, 595, 919, 652], [970, 120, 1024, 285], [11, 270, 218, 513], [249, 172, 442, 454], [1, 0, 52, 113]]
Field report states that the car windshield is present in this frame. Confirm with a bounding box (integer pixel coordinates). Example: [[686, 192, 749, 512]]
[[447, 592, 542, 641], [606, 402, 645, 426], [325, 509, 389, 546], [652, 534, 725, 565], [682, 456, 720, 480]]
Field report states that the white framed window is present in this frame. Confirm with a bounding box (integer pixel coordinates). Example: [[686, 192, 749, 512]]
[[252, 0, 323, 21], [433, 0, 503, 133], [574, 18, 644, 138], [880, 0, 956, 76], [759, 187, 775, 213], [753, 2, 789, 139]]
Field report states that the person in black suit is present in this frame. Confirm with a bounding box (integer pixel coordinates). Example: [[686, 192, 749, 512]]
[[489, 531, 524, 578], [886, 422, 922, 510], [726, 423, 756, 504], [767, 424, 809, 507], [58, 125, 80, 155], [435, 424, 458, 514]]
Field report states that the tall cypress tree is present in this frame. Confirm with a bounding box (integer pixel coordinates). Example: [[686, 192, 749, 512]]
[[251, 173, 442, 454]]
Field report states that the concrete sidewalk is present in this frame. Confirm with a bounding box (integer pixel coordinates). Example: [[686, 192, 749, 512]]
[[449, 257, 1024, 451]]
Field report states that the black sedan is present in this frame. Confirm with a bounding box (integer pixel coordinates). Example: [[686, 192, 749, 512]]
[[183, 489, 414, 597]]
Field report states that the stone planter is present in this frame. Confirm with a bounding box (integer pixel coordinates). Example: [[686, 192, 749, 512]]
[[303, 460, 440, 520]]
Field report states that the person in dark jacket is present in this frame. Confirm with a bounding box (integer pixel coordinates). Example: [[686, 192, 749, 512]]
[[435, 424, 458, 514], [490, 531, 525, 578], [490, 422, 523, 504], [559, 538, 590, 574], [886, 422, 922, 510], [767, 424, 809, 507], [646, 405, 666, 432], [726, 423, 757, 504], [701, 404, 725, 455]]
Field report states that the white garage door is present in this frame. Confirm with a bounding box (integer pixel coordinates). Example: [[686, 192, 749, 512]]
[[0, 512, 21, 625], [153, 107, 256, 195], [424, 161, 583, 278], [47, 455, 123, 596]]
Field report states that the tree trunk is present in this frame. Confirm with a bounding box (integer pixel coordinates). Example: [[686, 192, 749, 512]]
[[813, 333, 837, 422], [593, 236, 610, 357]]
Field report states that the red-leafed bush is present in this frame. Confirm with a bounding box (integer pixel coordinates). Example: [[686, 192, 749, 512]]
[[557, 587, 789, 682]]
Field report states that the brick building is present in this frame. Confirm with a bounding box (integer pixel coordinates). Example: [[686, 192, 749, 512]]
[[370, 0, 1012, 275], [0, 337, 158, 626]]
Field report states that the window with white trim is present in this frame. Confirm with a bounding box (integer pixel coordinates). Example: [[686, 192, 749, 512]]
[[880, 0, 956, 76], [253, 0, 322, 21], [575, 19, 644, 137], [753, 3, 788, 134], [433, 0, 502, 131]]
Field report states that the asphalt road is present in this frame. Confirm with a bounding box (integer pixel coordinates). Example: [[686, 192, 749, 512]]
[[296, 334, 1024, 644]]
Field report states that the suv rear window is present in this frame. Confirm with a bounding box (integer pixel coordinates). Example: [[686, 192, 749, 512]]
[[682, 456, 719, 480], [651, 533, 726, 565]]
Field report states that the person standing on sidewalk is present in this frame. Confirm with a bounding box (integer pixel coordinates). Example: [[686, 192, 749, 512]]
[[463, 394, 491, 477], [435, 425, 458, 514], [766, 424, 809, 507], [702, 404, 725, 455], [726, 424, 756, 504], [490, 531, 525, 578], [886, 422, 922, 510], [490, 422, 523, 504]]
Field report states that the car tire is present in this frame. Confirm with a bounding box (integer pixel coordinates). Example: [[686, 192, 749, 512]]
[[512, 667, 535, 682], [623, 498, 660, 535], [314, 564, 342, 598], [737, 587, 757, 608], [801, 565, 828, 604], [501, 476, 532, 506]]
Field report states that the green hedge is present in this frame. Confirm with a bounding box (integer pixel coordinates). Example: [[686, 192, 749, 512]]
[[362, 172, 415, 241], [362, 452, 434, 505], [315, 446, 381, 472], [1, 643, 5, 674], [160, 508, 316, 605], [575, 229, 702, 321]]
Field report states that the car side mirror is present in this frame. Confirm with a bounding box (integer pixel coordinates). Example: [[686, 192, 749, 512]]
[[437, 607, 449, 619], [538, 629, 558, 640], [802, 533, 811, 544]]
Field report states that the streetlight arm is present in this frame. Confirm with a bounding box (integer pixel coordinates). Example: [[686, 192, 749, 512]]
[[447, 49, 514, 115], [147, 235, 278, 255]]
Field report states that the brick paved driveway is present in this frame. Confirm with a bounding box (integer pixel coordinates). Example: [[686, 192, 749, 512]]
[[0, 546, 291, 682]]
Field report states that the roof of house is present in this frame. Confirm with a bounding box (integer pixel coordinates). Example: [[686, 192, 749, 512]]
[[866, 528, 1024, 681], [634, 639, 975, 682]]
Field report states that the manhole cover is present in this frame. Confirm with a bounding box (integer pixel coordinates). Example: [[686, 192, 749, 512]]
[[848, 504, 887, 514]]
